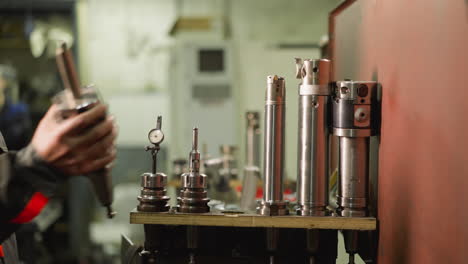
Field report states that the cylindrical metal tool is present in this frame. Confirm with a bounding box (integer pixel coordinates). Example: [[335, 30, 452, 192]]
[[53, 87, 116, 219], [332, 80, 380, 264], [295, 58, 331, 216], [177, 128, 210, 213], [55, 43, 115, 218], [257, 75, 288, 216], [240, 111, 261, 211], [295, 58, 331, 264], [333, 81, 379, 217]]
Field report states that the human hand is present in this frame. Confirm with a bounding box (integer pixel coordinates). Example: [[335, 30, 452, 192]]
[[31, 103, 117, 176]]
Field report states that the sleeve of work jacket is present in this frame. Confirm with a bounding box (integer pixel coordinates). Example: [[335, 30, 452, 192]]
[[0, 138, 65, 243]]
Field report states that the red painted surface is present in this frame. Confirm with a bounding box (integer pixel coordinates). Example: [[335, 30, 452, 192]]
[[333, 1, 468, 263], [10, 192, 49, 224]]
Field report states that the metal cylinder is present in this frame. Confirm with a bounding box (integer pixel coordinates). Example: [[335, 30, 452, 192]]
[[295, 59, 331, 216], [137, 172, 170, 212], [177, 128, 210, 213], [332, 80, 380, 217], [257, 75, 288, 216], [333, 81, 380, 263], [337, 137, 369, 216], [54, 87, 116, 219]]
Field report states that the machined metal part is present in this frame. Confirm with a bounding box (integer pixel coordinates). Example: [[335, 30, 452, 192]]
[[332, 81, 380, 217], [295, 58, 331, 217], [293, 58, 331, 264], [56, 43, 116, 218], [240, 111, 261, 211], [332, 80, 381, 264], [177, 128, 210, 213], [88, 167, 116, 218], [53, 87, 116, 218], [137, 116, 170, 213], [257, 75, 289, 216], [332, 81, 380, 134], [337, 137, 369, 217], [137, 171, 170, 212]]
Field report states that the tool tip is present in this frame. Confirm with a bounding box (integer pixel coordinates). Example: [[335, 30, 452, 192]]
[[56, 41, 66, 55], [192, 127, 199, 150], [106, 206, 117, 218]]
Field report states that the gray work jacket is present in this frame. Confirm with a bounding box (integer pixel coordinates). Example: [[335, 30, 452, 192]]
[[0, 133, 63, 263]]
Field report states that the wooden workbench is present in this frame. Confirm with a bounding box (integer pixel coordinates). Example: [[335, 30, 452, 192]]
[[130, 210, 376, 230]]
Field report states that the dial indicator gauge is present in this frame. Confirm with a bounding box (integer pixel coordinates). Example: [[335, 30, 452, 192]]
[[148, 129, 164, 144]]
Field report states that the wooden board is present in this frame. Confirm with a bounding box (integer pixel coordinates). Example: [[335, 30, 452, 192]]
[[130, 210, 376, 230]]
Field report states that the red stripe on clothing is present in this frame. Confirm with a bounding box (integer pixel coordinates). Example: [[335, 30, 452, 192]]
[[10, 192, 48, 224], [0, 245, 4, 257]]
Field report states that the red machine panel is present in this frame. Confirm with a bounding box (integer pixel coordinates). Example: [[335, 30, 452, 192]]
[[331, 0, 468, 263]]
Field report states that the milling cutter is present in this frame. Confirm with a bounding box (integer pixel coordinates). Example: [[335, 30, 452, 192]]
[[332, 81, 381, 264], [295, 58, 332, 264]]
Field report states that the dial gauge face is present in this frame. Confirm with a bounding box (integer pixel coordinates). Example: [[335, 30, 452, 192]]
[[148, 129, 164, 144]]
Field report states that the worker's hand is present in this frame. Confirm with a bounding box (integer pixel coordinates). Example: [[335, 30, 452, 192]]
[[31, 103, 117, 176]]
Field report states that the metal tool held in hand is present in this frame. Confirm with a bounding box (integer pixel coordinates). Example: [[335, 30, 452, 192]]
[[55, 42, 116, 218]]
